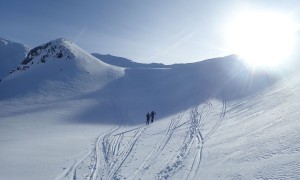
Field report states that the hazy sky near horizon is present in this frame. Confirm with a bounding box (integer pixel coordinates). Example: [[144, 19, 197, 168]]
[[1, 0, 300, 64]]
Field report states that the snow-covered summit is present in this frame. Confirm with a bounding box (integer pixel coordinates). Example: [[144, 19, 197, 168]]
[[0, 38, 124, 100], [0, 37, 29, 79], [21, 38, 75, 65], [10, 38, 98, 74], [6, 38, 124, 75], [0, 38, 21, 46], [0, 38, 9, 45]]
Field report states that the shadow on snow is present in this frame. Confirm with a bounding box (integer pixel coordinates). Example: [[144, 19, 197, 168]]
[[73, 55, 278, 125]]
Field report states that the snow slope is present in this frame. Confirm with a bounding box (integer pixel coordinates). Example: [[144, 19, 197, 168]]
[[78, 54, 278, 124], [1, 39, 275, 124], [55, 71, 299, 180], [1, 72, 299, 179], [92, 53, 167, 69], [0, 38, 299, 179], [0, 38, 29, 79], [0, 38, 124, 103]]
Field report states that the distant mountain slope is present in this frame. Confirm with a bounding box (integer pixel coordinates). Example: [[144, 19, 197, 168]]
[[0, 38, 280, 124], [0, 38, 124, 100], [92, 53, 168, 68], [93, 54, 278, 124], [1, 38, 300, 180], [0, 38, 29, 79]]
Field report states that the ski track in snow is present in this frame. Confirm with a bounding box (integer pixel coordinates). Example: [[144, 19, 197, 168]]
[[55, 149, 92, 180], [129, 112, 185, 180], [56, 125, 149, 180], [56, 126, 120, 180], [156, 99, 226, 180], [106, 125, 149, 179], [91, 126, 121, 180], [156, 103, 209, 179], [204, 98, 226, 141], [56, 99, 227, 180]]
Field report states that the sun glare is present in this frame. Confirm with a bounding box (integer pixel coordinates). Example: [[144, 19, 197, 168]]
[[226, 11, 299, 68]]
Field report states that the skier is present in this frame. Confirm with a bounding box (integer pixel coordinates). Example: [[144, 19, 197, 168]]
[[146, 112, 151, 125], [150, 111, 156, 123]]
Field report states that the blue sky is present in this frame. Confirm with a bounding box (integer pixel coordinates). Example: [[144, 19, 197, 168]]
[[1, 0, 300, 64]]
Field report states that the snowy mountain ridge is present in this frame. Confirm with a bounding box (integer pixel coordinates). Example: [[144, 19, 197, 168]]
[[92, 53, 168, 68], [0, 37, 29, 79], [0, 38, 9, 45], [22, 38, 75, 64], [8, 38, 113, 74], [0, 38, 124, 100], [0, 38, 280, 123], [8, 38, 76, 74]]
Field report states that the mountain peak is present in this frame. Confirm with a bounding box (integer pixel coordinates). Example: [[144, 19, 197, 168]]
[[0, 38, 29, 50], [5, 38, 124, 80], [0, 37, 29, 79], [6, 38, 85, 76], [2, 38, 124, 99], [49, 38, 72, 46], [19, 38, 76, 67], [0, 38, 9, 45]]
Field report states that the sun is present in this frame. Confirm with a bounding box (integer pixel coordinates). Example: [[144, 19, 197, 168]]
[[225, 11, 299, 68]]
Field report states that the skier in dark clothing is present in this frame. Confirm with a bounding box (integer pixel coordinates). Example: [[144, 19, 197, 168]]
[[150, 111, 156, 123], [146, 112, 151, 125]]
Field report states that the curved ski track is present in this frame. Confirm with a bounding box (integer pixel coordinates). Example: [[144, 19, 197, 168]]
[[156, 99, 226, 180], [55, 126, 119, 180], [106, 125, 149, 179], [56, 125, 148, 180], [57, 99, 226, 180], [129, 112, 185, 180], [204, 98, 226, 141], [156, 103, 211, 179]]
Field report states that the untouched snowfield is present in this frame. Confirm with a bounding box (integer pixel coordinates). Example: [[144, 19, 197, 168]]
[[0, 38, 299, 179]]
